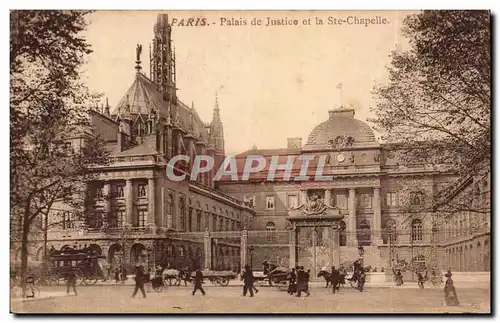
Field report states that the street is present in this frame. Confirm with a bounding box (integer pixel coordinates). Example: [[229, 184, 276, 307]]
[[11, 283, 490, 314]]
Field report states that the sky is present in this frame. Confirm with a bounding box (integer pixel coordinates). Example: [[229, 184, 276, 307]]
[[81, 10, 414, 155]]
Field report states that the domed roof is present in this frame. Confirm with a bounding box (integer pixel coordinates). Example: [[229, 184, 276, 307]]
[[305, 108, 376, 147]]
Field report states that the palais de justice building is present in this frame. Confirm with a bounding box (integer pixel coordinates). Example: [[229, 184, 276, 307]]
[[12, 14, 490, 277]]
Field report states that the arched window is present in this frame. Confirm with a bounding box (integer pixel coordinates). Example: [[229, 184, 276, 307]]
[[384, 219, 397, 244], [339, 221, 347, 247], [266, 222, 276, 242], [411, 219, 423, 242], [179, 197, 186, 231], [358, 220, 371, 246]]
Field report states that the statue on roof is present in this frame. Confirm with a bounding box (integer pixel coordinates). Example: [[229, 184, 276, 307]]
[[136, 44, 143, 61]]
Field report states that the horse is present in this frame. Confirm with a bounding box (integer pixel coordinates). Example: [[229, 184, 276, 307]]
[[317, 270, 333, 288]]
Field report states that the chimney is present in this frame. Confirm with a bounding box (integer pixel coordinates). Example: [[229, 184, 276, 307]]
[[328, 107, 355, 119], [287, 137, 302, 149], [117, 132, 128, 152]]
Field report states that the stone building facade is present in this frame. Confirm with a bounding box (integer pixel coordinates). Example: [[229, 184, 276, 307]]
[[10, 14, 254, 273]]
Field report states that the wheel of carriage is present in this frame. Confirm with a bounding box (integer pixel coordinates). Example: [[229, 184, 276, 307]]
[[218, 277, 229, 286], [83, 277, 98, 285], [350, 279, 358, 288]]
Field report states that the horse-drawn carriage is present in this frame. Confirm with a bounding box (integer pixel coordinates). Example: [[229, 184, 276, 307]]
[[45, 249, 105, 285], [162, 268, 236, 287]]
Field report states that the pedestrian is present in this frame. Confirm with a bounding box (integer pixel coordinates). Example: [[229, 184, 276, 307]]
[[65, 270, 77, 296], [296, 266, 310, 297], [287, 268, 297, 295], [242, 265, 255, 297], [331, 266, 340, 294], [444, 271, 460, 306], [304, 269, 311, 296], [121, 267, 128, 284], [131, 265, 147, 298], [358, 268, 366, 292], [114, 268, 120, 283], [192, 268, 206, 296], [417, 271, 425, 289]]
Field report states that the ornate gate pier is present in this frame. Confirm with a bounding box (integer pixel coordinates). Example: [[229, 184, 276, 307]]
[[288, 192, 344, 279]]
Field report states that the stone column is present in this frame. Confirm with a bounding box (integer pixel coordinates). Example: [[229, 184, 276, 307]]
[[125, 179, 134, 226], [204, 229, 212, 270], [148, 178, 156, 226], [372, 187, 382, 245], [324, 189, 332, 206], [331, 224, 340, 268], [289, 228, 296, 269], [103, 182, 111, 223], [300, 190, 308, 205], [240, 229, 248, 269], [312, 228, 317, 279], [348, 188, 358, 246], [160, 182, 165, 227]]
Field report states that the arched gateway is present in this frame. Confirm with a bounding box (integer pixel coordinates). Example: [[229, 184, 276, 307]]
[[288, 190, 344, 279]]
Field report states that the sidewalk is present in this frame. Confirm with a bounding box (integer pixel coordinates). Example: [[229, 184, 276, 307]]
[[11, 291, 70, 303]]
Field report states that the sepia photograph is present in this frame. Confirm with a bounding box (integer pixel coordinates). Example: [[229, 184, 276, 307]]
[[9, 9, 491, 314]]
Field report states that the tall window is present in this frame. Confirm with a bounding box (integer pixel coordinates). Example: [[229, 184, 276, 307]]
[[266, 196, 275, 210], [137, 184, 147, 197], [179, 197, 186, 231], [266, 222, 276, 242], [167, 193, 174, 227], [196, 211, 202, 232], [137, 209, 147, 227], [339, 221, 347, 246], [62, 211, 74, 229], [205, 212, 210, 231], [219, 217, 224, 231], [212, 215, 217, 232], [358, 194, 372, 209], [115, 208, 125, 227], [386, 192, 398, 207], [287, 194, 299, 209], [385, 219, 397, 244], [411, 219, 423, 242], [187, 208, 193, 232], [115, 184, 125, 198]]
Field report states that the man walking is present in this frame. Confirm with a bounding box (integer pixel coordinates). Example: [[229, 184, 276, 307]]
[[296, 266, 310, 297], [131, 265, 147, 298], [65, 270, 77, 296], [242, 265, 255, 297], [331, 266, 340, 293], [192, 268, 206, 296], [287, 268, 297, 295]]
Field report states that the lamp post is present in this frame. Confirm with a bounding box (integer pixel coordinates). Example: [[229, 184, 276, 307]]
[[146, 246, 152, 271], [249, 246, 254, 270]]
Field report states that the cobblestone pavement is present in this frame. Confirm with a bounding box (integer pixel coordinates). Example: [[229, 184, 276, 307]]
[[11, 284, 490, 314]]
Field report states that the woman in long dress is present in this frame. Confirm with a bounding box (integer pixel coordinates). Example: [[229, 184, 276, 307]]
[[444, 272, 460, 306]]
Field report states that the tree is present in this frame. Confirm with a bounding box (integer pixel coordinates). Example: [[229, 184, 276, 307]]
[[10, 10, 108, 296], [370, 10, 490, 216]]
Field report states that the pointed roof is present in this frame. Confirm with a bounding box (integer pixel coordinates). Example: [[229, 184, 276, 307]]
[[211, 93, 221, 124], [112, 73, 167, 118]]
